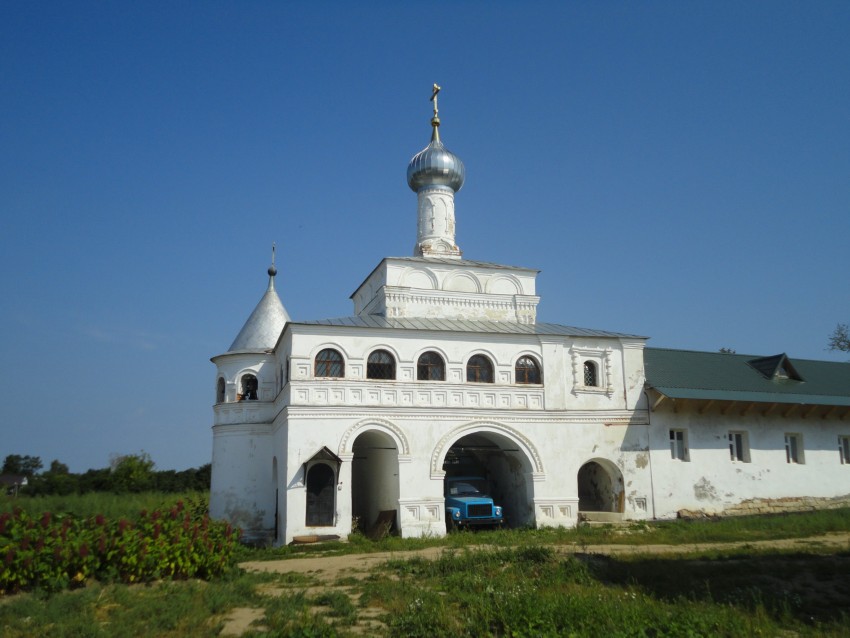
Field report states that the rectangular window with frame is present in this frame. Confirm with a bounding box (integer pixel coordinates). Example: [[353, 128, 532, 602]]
[[669, 429, 689, 461], [840, 436, 850, 465], [785, 433, 804, 464], [728, 431, 750, 463]]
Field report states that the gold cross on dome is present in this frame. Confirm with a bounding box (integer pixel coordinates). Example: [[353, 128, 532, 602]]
[[430, 83, 441, 117]]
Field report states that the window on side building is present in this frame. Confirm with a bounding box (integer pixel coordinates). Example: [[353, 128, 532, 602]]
[[785, 433, 804, 464], [840, 436, 850, 465], [216, 377, 225, 403], [670, 429, 689, 461], [729, 431, 750, 463]]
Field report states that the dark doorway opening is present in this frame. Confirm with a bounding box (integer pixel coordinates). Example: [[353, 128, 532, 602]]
[[306, 463, 335, 526]]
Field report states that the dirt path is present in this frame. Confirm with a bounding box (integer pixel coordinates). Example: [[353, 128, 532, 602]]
[[239, 531, 850, 583], [220, 533, 850, 636]]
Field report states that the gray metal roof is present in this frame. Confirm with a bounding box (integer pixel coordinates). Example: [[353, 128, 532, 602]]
[[645, 348, 850, 407], [228, 273, 290, 352], [293, 315, 644, 339]]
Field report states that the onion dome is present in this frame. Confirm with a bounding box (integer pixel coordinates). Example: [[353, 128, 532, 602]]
[[227, 255, 290, 352], [407, 88, 465, 193]]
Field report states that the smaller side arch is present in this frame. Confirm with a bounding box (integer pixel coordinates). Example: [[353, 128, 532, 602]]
[[577, 457, 624, 514]]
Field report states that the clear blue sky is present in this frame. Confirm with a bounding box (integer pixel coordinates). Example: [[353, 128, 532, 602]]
[[2, 1, 848, 473]]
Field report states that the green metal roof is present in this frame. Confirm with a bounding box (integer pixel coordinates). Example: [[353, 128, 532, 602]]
[[644, 348, 850, 407]]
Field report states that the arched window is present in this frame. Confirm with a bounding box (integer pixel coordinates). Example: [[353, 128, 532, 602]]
[[216, 377, 225, 403], [240, 374, 258, 400], [583, 361, 598, 387], [305, 463, 335, 526], [367, 350, 396, 380], [315, 348, 344, 378], [515, 356, 541, 384], [466, 354, 494, 383], [417, 351, 445, 381]]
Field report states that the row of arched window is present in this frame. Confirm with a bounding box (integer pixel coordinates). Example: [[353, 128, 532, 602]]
[[216, 354, 600, 403], [314, 348, 552, 385]]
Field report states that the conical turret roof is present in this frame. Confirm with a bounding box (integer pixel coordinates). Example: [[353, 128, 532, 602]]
[[227, 264, 290, 352]]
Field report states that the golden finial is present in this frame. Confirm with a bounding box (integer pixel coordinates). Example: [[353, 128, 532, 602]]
[[429, 83, 442, 142]]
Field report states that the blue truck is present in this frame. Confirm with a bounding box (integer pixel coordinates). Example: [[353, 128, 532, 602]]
[[444, 476, 504, 530]]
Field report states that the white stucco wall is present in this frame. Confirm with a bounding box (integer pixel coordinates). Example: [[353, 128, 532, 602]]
[[649, 408, 850, 518]]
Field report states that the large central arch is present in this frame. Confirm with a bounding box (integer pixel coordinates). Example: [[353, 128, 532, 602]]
[[433, 422, 543, 528]]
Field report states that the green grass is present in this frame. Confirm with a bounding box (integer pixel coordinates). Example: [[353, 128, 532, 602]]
[[362, 545, 850, 637], [0, 570, 273, 637]]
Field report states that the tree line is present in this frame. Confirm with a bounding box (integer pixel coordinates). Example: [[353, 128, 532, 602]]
[[1, 452, 210, 496]]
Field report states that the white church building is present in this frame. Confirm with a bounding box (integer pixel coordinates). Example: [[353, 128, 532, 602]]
[[210, 90, 850, 545]]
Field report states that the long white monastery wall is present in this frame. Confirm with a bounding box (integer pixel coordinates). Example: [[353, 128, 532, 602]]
[[649, 408, 850, 518]]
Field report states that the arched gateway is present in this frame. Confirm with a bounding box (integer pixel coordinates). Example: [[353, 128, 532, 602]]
[[433, 423, 543, 529], [339, 420, 408, 536]]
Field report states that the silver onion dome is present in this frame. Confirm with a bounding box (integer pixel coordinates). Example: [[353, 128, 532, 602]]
[[407, 137, 465, 193], [407, 93, 465, 193]]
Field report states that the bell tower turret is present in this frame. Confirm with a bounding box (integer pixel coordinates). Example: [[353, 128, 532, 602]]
[[407, 84, 465, 259]]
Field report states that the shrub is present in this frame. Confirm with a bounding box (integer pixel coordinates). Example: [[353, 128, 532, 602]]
[[0, 500, 238, 594]]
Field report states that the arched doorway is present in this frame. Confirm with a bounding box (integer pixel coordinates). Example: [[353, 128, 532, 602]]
[[577, 460, 624, 513], [306, 464, 335, 526], [351, 430, 399, 535], [442, 431, 535, 529]]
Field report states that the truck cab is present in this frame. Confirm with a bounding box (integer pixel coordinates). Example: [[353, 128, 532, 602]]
[[444, 476, 504, 530]]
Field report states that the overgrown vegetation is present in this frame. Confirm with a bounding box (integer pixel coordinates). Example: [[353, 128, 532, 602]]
[[0, 496, 237, 594], [0, 490, 210, 520]]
